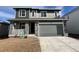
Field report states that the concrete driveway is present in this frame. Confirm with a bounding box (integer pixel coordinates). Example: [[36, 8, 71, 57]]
[[38, 36, 79, 52]]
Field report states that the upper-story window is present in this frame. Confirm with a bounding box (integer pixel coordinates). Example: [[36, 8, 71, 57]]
[[19, 10, 26, 17], [32, 11, 35, 16], [54, 11, 57, 17], [41, 11, 47, 17]]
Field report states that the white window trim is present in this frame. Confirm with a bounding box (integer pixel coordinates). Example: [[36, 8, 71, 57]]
[[41, 11, 47, 17], [18, 10, 26, 17]]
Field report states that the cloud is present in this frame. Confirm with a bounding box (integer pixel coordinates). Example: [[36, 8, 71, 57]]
[[0, 6, 15, 15], [0, 11, 15, 18]]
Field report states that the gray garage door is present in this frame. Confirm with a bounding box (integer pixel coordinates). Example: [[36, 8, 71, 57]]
[[39, 24, 63, 36]]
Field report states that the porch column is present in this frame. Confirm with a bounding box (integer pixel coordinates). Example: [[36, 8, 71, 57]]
[[37, 22, 39, 36], [63, 21, 65, 36], [25, 22, 29, 35], [9, 24, 14, 35], [35, 22, 38, 36]]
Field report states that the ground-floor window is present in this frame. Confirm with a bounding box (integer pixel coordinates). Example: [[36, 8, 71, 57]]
[[13, 22, 25, 29], [20, 23, 25, 29]]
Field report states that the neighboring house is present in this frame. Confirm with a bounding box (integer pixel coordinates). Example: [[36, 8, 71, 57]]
[[0, 21, 9, 38], [62, 7, 79, 37], [8, 6, 68, 37]]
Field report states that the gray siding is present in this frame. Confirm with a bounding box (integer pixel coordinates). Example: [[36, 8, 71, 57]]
[[63, 8, 79, 34]]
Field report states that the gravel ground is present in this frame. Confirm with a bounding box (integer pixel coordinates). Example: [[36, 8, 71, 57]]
[[0, 37, 41, 52]]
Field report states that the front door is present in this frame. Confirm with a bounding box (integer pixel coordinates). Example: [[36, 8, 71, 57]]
[[29, 22, 35, 34]]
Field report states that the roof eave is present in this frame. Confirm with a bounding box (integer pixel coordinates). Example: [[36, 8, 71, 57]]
[[12, 6, 61, 11], [8, 18, 68, 21]]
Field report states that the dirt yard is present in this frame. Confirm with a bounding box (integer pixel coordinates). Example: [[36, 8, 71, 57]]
[[0, 37, 41, 52]]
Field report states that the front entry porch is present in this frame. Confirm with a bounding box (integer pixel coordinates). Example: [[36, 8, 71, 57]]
[[29, 22, 35, 34], [9, 21, 37, 37]]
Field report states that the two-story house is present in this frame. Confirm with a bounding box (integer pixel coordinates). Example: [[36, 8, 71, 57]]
[[8, 6, 68, 37]]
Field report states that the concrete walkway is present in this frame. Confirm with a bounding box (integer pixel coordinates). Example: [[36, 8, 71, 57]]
[[38, 36, 79, 52]]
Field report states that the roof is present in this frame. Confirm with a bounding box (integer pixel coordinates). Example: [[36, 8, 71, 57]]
[[31, 8, 61, 10], [12, 6, 61, 11], [62, 6, 79, 17], [12, 6, 32, 8], [0, 20, 10, 24]]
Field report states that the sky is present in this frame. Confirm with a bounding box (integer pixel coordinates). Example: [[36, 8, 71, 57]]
[[0, 6, 77, 22]]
